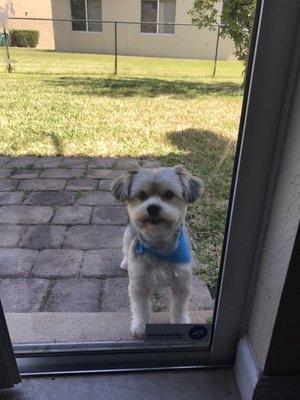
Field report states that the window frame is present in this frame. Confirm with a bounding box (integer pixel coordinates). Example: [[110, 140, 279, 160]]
[[2, 0, 300, 377], [70, 0, 102, 33], [140, 0, 176, 35]]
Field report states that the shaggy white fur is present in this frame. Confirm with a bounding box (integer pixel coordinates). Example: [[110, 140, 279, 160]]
[[111, 164, 203, 338]]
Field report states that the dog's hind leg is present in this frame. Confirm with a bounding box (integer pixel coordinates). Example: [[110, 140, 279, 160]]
[[129, 283, 151, 338], [120, 225, 132, 270], [120, 257, 128, 270], [170, 284, 191, 324]]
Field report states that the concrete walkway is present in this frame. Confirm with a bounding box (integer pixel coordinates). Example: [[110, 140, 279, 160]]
[[0, 156, 213, 316]]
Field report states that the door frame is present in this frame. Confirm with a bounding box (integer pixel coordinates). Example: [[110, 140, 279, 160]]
[[2, 0, 300, 377]]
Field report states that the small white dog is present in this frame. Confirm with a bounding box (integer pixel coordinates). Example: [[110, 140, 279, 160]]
[[111, 164, 203, 338]]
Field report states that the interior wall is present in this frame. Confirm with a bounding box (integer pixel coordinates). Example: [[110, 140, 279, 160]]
[[263, 223, 300, 374], [246, 70, 300, 371]]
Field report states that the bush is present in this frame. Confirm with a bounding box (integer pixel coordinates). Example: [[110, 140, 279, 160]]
[[10, 30, 39, 48]]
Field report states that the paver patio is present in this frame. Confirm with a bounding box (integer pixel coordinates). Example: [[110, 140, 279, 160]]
[[0, 156, 213, 316]]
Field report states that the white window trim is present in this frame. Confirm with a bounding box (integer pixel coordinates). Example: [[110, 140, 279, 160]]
[[84, 0, 88, 31], [70, 0, 102, 33], [140, 0, 176, 35], [156, 0, 160, 34]]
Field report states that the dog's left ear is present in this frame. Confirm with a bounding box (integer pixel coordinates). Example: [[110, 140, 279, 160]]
[[173, 165, 203, 203], [110, 162, 141, 202]]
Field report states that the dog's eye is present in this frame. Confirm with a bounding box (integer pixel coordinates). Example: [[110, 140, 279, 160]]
[[164, 190, 174, 200], [137, 191, 148, 201]]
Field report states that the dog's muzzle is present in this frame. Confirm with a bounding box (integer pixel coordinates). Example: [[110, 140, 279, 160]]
[[142, 204, 162, 225], [147, 204, 161, 217]]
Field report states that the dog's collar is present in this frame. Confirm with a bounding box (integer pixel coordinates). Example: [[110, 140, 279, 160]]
[[135, 226, 191, 264]]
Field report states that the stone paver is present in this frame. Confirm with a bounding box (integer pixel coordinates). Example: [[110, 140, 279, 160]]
[[52, 206, 92, 225], [114, 158, 140, 170], [64, 225, 125, 250], [44, 278, 103, 312], [0, 278, 50, 312], [188, 276, 214, 310], [88, 158, 116, 169], [91, 206, 128, 225], [31, 249, 83, 278], [18, 179, 67, 191], [81, 249, 124, 278], [0, 249, 38, 277], [0, 179, 18, 191], [19, 226, 67, 249], [60, 157, 88, 168], [34, 157, 63, 169], [101, 278, 130, 312], [0, 192, 24, 205], [0, 206, 53, 224], [0, 156, 10, 168], [77, 191, 119, 206], [11, 169, 40, 179], [0, 225, 25, 247], [87, 169, 123, 179], [142, 160, 162, 168], [0, 169, 12, 178], [98, 179, 113, 191], [25, 191, 76, 206], [40, 168, 85, 179], [66, 178, 98, 191], [6, 156, 37, 169], [0, 156, 213, 316]]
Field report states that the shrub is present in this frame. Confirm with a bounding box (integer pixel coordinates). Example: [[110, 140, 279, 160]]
[[10, 30, 39, 48]]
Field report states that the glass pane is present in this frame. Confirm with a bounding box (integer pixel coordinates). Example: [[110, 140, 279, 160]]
[[141, 0, 157, 33], [71, 0, 86, 31], [1, 1, 256, 360], [158, 0, 175, 34], [87, 0, 102, 32]]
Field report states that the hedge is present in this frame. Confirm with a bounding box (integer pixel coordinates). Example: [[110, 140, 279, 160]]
[[10, 30, 39, 48]]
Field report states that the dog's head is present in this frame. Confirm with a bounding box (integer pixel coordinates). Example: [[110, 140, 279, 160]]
[[111, 164, 203, 238]]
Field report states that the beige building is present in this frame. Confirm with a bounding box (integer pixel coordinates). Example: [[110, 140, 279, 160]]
[[6, 0, 235, 60]]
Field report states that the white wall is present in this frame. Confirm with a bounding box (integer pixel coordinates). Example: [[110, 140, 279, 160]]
[[50, 0, 235, 60], [246, 72, 300, 371]]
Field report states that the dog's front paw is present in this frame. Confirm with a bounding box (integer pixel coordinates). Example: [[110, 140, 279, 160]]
[[171, 314, 191, 324], [131, 320, 145, 339], [120, 258, 128, 271]]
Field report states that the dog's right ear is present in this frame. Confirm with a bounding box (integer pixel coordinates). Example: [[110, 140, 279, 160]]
[[110, 162, 141, 202], [173, 165, 203, 203]]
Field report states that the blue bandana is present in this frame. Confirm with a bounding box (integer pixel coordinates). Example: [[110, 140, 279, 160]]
[[135, 227, 191, 264]]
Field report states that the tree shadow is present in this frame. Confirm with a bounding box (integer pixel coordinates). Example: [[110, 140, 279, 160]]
[[50, 133, 64, 156], [44, 76, 242, 99], [161, 128, 236, 186], [42, 132, 65, 156]]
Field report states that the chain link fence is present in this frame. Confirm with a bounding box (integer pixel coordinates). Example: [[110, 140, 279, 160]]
[[0, 17, 234, 77]]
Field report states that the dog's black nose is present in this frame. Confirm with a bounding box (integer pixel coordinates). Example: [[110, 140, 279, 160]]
[[147, 204, 161, 217]]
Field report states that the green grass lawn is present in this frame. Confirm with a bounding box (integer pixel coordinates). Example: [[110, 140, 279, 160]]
[[0, 52, 244, 294], [1, 48, 244, 78]]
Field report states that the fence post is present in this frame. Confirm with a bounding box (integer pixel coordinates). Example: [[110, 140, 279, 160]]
[[114, 21, 118, 75], [3, 26, 12, 73], [212, 24, 220, 78]]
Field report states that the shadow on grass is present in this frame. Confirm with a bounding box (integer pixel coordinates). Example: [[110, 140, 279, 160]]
[[160, 129, 236, 199], [47, 132, 64, 156], [44, 76, 242, 99]]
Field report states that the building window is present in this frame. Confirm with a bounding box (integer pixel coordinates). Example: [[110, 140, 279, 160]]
[[70, 0, 102, 32], [141, 0, 176, 34]]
